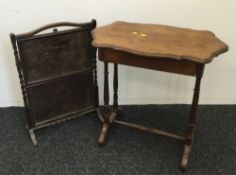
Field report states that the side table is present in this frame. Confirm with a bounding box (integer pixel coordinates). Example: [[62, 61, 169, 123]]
[[92, 21, 228, 170]]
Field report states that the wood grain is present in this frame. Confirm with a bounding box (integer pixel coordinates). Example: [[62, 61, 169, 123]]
[[92, 21, 228, 63]]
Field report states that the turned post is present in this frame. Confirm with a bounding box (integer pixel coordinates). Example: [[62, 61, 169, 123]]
[[186, 64, 205, 145], [113, 63, 118, 111]]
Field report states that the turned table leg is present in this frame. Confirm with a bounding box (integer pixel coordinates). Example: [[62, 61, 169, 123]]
[[180, 64, 205, 170], [113, 63, 118, 110], [98, 62, 110, 145], [110, 63, 119, 123]]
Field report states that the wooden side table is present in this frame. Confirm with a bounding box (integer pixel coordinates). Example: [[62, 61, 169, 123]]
[[92, 21, 228, 170]]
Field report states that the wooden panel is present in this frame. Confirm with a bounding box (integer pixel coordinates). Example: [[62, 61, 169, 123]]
[[99, 48, 199, 76], [27, 72, 94, 124], [17, 29, 92, 84]]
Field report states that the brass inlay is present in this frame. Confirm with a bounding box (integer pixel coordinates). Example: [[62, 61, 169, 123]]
[[132, 32, 147, 37], [141, 33, 147, 37]]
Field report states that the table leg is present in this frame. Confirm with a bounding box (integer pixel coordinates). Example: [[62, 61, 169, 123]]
[[113, 63, 118, 110], [98, 62, 110, 145], [110, 63, 119, 123], [180, 64, 205, 170]]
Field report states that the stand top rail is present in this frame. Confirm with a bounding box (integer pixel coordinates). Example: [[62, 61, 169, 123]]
[[13, 20, 96, 39]]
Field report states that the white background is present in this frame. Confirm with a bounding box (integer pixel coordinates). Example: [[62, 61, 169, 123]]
[[0, 0, 235, 107]]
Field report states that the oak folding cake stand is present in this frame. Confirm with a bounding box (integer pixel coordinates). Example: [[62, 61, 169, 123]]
[[92, 21, 228, 170]]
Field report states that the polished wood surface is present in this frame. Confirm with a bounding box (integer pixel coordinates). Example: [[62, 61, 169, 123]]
[[92, 21, 228, 63], [93, 21, 228, 171]]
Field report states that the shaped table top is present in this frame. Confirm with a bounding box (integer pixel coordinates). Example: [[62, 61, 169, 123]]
[[92, 21, 228, 63]]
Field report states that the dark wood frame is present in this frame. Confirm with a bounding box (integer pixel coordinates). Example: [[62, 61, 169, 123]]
[[97, 48, 206, 170], [10, 20, 102, 145]]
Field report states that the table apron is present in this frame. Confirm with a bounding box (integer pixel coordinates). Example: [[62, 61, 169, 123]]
[[99, 48, 203, 76]]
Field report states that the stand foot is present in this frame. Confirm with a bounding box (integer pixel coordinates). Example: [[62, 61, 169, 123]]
[[180, 144, 192, 171], [98, 123, 109, 145], [29, 129, 37, 146]]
